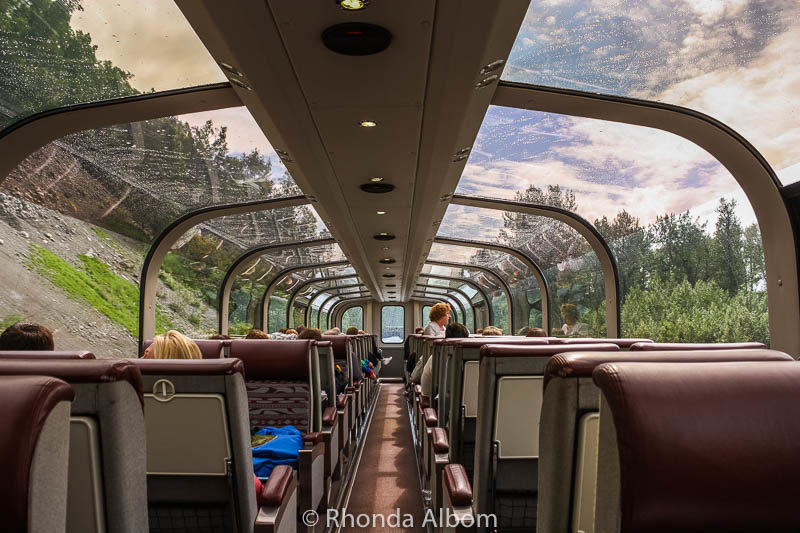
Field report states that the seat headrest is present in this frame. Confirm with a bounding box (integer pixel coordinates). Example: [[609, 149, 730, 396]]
[[593, 361, 800, 531], [544, 348, 793, 389], [0, 350, 95, 359], [229, 339, 311, 380], [322, 335, 348, 358], [452, 337, 550, 348], [0, 359, 143, 403], [481, 343, 619, 360], [128, 357, 244, 376], [0, 376, 74, 532], [548, 337, 653, 348], [315, 340, 332, 347], [629, 341, 766, 351], [143, 339, 227, 359]]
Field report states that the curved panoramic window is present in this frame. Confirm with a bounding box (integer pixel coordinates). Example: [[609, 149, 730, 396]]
[[502, 2, 800, 185], [341, 306, 364, 332], [228, 243, 346, 335], [451, 104, 768, 343], [0, 0, 226, 132], [421, 305, 433, 327], [0, 105, 313, 350], [381, 305, 405, 344]]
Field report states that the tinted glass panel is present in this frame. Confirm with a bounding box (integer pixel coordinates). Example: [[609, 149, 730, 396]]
[[341, 306, 363, 332], [1, 0, 225, 131], [421, 305, 433, 326], [381, 305, 404, 344], [503, 2, 800, 184]]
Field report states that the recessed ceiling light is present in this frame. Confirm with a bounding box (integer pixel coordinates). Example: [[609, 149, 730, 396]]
[[382, 273, 396, 278], [385, 284, 396, 287], [337, 0, 367, 10], [379, 258, 396, 264], [384, 267, 391, 270], [360, 182, 395, 193], [370, 177, 384, 182], [359, 120, 377, 127], [382, 247, 389, 251], [377, 211, 386, 215], [374, 233, 395, 241]]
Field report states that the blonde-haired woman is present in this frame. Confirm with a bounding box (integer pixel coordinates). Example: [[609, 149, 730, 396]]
[[423, 302, 451, 337], [143, 330, 202, 359]]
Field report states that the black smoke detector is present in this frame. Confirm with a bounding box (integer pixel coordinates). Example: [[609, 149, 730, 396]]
[[322, 23, 392, 56], [360, 182, 395, 194]]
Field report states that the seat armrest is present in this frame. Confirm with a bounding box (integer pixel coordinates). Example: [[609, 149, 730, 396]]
[[432, 427, 449, 454], [260, 465, 293, 507], [303, 432, 323, 446], [337, 393, 348, 409], [423, 407, 438, 428], [421, 395, 431, 409], [444, 464, 473, 507], [254, 469, 298, 533], [322, 407, 337, 428]]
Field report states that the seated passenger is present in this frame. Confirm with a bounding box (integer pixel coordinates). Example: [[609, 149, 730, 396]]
[[345, 326, 359, 335], [517, 326, 531, 336], [297, 328, 322, 341], [247, 329, 270, 339], [267, 329, 297, 340], [209, 333, 231, 340], [527, 328, 547, 337], [415, 327, 424, 334], [421, 323, 469, 397], [143, 330, 201, 359], [358, 330, 365, 334], [475, 328, 484, 335], [561, 303, 589, 336], [295, 325, 306, 335], [424, 302, 451, 337], [482, 326, 503, 336], [323, 327, 342, 335], [0, 322, 54, 350]]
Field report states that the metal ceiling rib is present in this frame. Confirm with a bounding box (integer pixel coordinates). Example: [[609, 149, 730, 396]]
[[175, 0, 532, 304]]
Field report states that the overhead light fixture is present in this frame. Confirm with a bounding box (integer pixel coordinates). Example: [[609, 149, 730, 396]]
[[337, 0, 368, 10], [360, 182, 395, 193], [359, 120, 377, 127], [370, 177, 384, 182], [376, 211, 386, 215], [382, 273, 396, 278], [382, 246, 389, 251], [384, 267, 391, 270], [385, 284, 396, 287], [373, 232, 395, 241], [379, 258, 396, 264]]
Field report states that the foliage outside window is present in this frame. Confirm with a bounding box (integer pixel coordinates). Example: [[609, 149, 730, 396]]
[[381, 306, 404, 344], [341, 306, 363, 332]]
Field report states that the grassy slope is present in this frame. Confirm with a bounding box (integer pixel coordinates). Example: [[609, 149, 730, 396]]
[[28, 244, 172, 336]]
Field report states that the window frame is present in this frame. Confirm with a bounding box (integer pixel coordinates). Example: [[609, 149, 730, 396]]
[[380, 304, 405, 344]]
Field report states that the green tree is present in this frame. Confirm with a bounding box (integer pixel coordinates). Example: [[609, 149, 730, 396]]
[[711, 198, 746, 294], [649, 211, 711, 284], [594, 210, 651, 300], [742, 223, 766, 289]]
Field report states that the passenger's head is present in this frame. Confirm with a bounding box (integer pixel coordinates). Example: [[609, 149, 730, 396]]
[[0, 322, 54, 351], [358, 330, 365, 334], [475, 328, 483, 335], [414, 327, 424, 334], [298, 328, 322, 341], [346, 326, 359, 335], [285, 329, 298, 335], [145, 330, 201, 359], [561, 303, 579, 325], [295, 325, 306, 334], [279, 328, 287, 334], [482, 326, 503, 336], [208, 334, 231, 340], [322, 329, 338, 335], [516, 326, 531, 336], [527, 328, 547, 337], [445, 323, 470, 339], [429, 302, 451, 325], [246, 329, 269, 339]]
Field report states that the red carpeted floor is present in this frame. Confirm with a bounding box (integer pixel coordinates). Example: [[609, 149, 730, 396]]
[[342, 384, 425, 532]]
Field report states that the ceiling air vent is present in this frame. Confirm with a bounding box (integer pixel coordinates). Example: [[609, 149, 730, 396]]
[[360, 182, 395, 194], [322, 23, 392, 56]]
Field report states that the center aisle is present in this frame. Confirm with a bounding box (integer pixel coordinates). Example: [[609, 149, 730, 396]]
[[342, 383, 425, 532]]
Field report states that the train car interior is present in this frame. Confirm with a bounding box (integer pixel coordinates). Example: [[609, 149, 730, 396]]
[[2, 1, 800, 531]]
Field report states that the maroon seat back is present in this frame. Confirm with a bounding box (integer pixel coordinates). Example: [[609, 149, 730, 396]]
[[544, 348, 793, 389], [0, 375, 74, 532], [629, 341, 766, 351], [0, 359, 144, 404], [322, 335, 348, 360], [593, 361, 800, 532], [228, 339, 313, 433], [0, 350, 95, 360], [548, 337, 653, 348]]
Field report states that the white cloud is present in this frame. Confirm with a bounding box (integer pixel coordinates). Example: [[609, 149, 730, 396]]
[[70, 1, 225, 92]]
